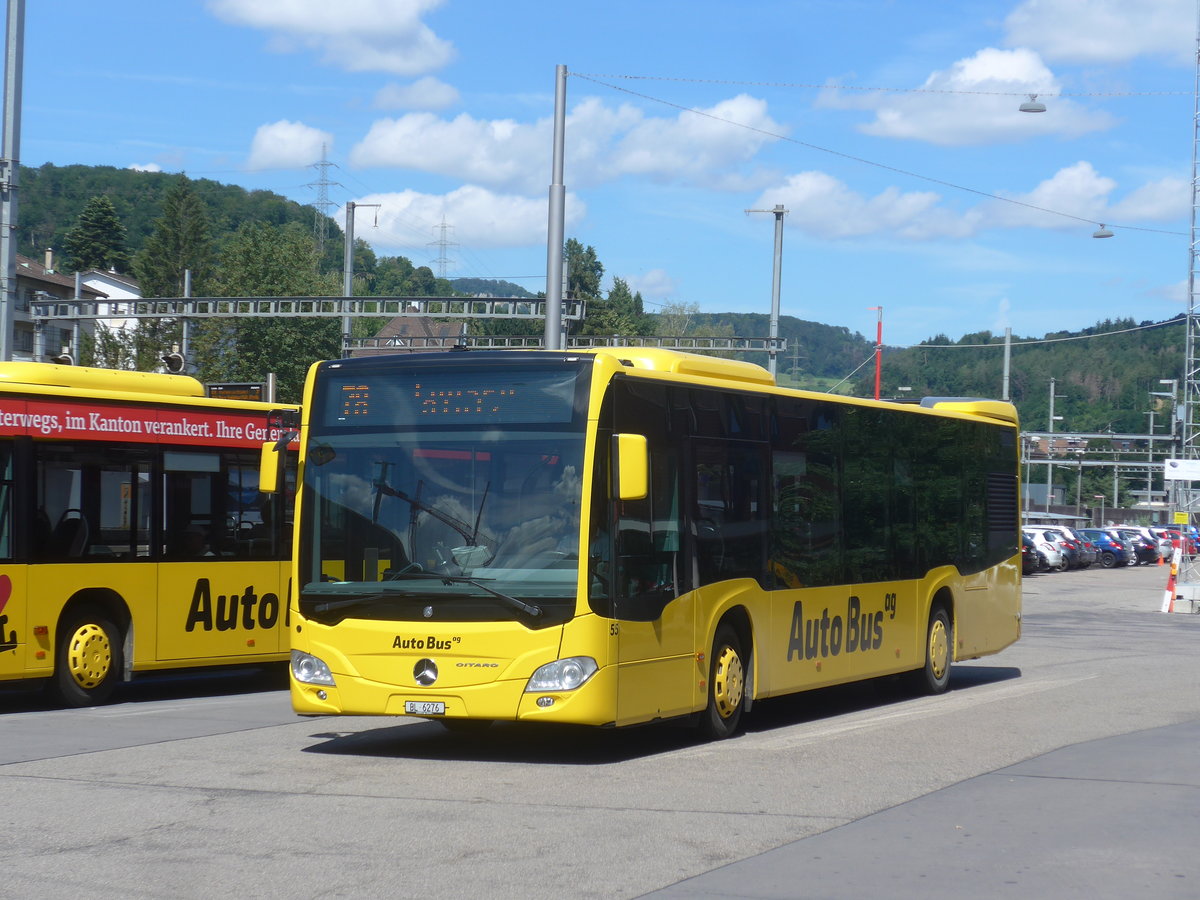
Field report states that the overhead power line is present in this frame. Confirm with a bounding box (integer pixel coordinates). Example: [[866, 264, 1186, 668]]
[[572, 73, 1187, 238], [571, 72, 1189, 99]]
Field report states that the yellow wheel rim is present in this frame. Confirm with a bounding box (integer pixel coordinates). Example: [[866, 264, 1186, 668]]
[[928, 617, 949, 682], [712, 644, 744, 720], [66, 623, 112, 690]]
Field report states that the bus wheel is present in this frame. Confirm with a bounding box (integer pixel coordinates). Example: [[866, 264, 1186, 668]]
[[50, 608, 123, 707], [908, 605, 951, 695], [700, 624, 745, 740]]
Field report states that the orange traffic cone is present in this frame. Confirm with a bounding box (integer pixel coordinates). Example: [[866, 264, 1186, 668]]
[[1161, 549, 1180, 613]]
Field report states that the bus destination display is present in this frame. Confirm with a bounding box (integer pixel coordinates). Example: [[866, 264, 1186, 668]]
[[330, 368, 577, 426]]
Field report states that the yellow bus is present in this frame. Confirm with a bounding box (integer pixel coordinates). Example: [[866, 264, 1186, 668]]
[[0, 362, 297, 706], [280, 348, 1020, 738]]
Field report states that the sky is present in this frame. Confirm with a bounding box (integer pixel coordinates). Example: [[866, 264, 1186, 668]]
[[13, 0, 1199, 347]]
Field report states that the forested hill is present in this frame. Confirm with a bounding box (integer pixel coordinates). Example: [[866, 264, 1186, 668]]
[[877, 318, 1185, 435], [17, 163, 331, 264]]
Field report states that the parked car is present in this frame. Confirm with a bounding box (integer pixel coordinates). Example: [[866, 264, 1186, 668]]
[[1122, 525, 1172, 561], [1098, 528, 1139, 565], [1148, 526, 1186, 558], [1039, 525, 1096, 568], [1021, 534, 1045, 575], [1030, 528, 1081, 569], [1114, 528, 1158, 565], [1078, 528, 1131, 569], [1022, 529, 1066, 571]]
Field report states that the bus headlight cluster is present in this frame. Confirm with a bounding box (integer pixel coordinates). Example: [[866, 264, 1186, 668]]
[[291, 649, 335, 686], [525, 656, 598, 692]]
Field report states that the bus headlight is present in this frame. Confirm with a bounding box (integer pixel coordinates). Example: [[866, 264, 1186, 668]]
[[525, 656, 598, 692], [291, 649, 335, 686]]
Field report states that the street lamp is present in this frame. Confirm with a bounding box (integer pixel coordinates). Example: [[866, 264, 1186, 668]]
[[1047, 377, 1066, 513], [1145, 409, 1158, 509], [1152, 379, 1180, 512]]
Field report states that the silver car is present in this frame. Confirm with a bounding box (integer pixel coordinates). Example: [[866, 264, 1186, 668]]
[[1023, 529, 1065, 571]]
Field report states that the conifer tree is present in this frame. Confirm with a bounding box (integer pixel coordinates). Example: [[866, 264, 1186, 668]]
[[62, 195, 128, 272], [133, 177, 214, 297]]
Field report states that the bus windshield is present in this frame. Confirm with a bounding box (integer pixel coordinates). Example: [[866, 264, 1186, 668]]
[[300, 358, 590, 626]]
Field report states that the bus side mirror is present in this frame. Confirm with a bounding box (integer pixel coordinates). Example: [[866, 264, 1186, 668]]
[[259, 442, 282, 494], [613, 433, 648, 501], [260, 408, 299, 494]]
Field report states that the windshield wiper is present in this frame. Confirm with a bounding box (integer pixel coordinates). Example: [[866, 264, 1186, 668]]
[[448, 576, 542, 618], [310, 590, 400, 615], [310, 573, 542, 618]]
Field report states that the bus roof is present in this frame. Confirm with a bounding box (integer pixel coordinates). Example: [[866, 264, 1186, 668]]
[[920, 396, 1019, 425], [0, 362, 206, 398], [590, 347, 776, 387]]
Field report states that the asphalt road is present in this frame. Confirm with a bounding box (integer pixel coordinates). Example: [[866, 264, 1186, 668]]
[[1, 562, 1197, 899]]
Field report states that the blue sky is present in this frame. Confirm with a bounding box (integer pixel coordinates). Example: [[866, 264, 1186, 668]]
[[15, 0, 1197, 346]]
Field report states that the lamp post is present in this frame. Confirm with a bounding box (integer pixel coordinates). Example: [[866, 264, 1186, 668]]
[[1145, 409, 1158, 509], [1046, 377, 1066, 513], [869, 306, 883, 400], [1152, 379, 1180, 512]]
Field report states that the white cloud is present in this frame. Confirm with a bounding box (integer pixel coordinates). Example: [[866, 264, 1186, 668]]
[[831, 47, 1112, 146], [1004, 0, 1193, 64], [989, 161, 1116, 228], [753, 172, 980, 240], [129, 163, 163, 172], [1109, 176, 1190, 222], [351, 112, 545, 192], [207, 0, 453, 75], [373, 76, 460, 110], [245, 120, 333, 171], [623, 269, 678, 300], [601, 94, 784, 186], [753, 161, 1180, 240], [349, 94, 784, 193], [347, 185, 585, 250]]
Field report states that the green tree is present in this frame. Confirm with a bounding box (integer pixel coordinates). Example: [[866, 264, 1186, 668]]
[[63, 195, 128, 272], [565, 238, 603, 300], [82, 320, 181, 372], [133, 177, 214, 297], [190, 222, 341, 401], [579, 277, 654, 337], [657, 301, 698, 336]]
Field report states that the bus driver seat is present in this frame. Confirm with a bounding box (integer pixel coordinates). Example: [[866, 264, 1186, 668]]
[[51, 509, 90, 557]]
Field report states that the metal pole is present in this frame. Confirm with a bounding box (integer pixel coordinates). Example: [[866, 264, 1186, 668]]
[[0, 0, 24, 362], [1147, 409, 1156, 506], [1002, 327, 1011, 401], [871, 306, 883, 400], [1047, 378, 1057, 513], [544, 65, 567, 352], [342, 201, 355, 358], [768, 204, 785, 377], [182, 268, 192, 367]]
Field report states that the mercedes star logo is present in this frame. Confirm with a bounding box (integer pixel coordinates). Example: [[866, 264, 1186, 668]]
[[413, 658, 438, 686]]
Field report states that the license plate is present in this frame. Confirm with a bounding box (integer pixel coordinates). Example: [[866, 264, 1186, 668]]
[[404, 701, 446, 716]]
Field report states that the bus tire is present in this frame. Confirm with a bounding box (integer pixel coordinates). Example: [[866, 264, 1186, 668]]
[[908, 604, 951, 695], [50, 607, 123, 707], [699, 623, 745, 740]]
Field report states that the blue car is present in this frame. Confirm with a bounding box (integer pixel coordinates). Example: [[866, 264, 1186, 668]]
[[1079, 528, 1131, 568]]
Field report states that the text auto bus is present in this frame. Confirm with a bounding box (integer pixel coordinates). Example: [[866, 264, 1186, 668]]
[[0, 363, 296, 706], [275, 348, 1020, 738]]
